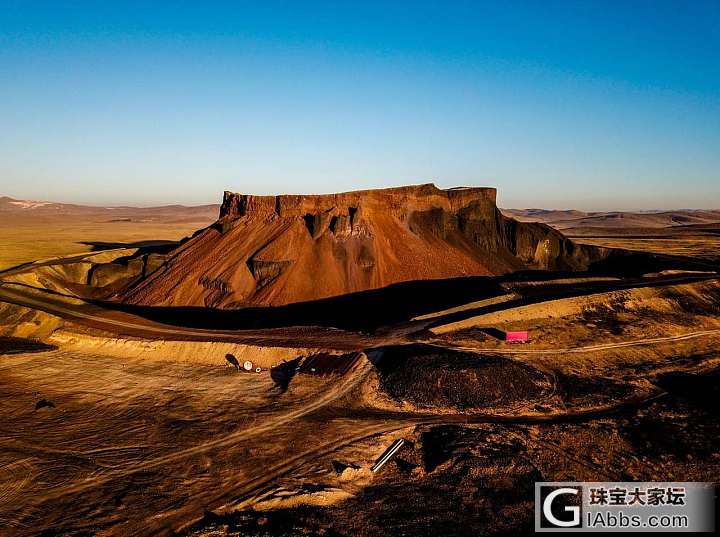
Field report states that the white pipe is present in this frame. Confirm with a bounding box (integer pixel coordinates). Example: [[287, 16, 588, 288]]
[[371, 438, 405, 473]]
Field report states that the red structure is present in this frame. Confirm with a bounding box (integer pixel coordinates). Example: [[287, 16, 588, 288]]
[[504, 330, 529, 343]]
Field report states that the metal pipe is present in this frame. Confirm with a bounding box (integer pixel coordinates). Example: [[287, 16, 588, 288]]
[[371, 438, 405, 473]]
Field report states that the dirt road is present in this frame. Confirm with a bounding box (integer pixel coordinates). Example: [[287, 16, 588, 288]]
[[1, 280, 717, 535], [3, 283, 720, 355], [0, 283, 379, 349]]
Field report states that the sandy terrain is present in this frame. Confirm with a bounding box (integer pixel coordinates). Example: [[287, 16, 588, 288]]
[[2, 280, 718, 535], [502, 207, 720, 262], [502, 208, 720, 229], [0, 196, 218, 271], [571, 236, 720, 262], [0, 190, 718, 536]]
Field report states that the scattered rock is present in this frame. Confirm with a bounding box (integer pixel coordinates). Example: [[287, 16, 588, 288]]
[[35, 399, 55, 410]]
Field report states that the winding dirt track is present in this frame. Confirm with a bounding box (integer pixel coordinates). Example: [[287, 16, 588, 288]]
[[21, 359, 376, 508], [1, 281, 716, 535], [443, 329, 720, 355], [2, 284, 720, 354], [173, 389, 669, 535], [0, 284, 377, 348]]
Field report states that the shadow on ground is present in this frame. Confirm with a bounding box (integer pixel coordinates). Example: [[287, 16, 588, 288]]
[[80, 240, 180, 252], [0, 337, 56, 355]]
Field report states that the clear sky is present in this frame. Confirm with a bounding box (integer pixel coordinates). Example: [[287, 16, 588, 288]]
[[0, 1, 718, 210]]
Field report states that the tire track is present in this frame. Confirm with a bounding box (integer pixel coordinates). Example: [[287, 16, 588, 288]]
[[171, 389, 668, 535], [22, 358, 375, 508], [433, 328, 720, 355], [3, 284, 719, 354], [0, 458, 35, 509]]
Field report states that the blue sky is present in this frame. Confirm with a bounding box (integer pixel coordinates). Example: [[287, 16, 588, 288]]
[[0, 1, 718, 209]]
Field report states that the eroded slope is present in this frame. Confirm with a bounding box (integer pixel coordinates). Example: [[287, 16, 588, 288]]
[[119, 184, 609, 308]]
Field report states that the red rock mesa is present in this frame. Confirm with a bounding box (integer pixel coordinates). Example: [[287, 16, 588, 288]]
[[120, 184, 606, 308]]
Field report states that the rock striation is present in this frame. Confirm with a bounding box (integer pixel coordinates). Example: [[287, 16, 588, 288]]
[[119, 184, 609, 308]]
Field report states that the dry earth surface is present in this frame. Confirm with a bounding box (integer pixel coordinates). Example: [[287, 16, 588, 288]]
[[502, 207, 720, 262], [0, 192, 718, 536], [0, 196, 218, 271]]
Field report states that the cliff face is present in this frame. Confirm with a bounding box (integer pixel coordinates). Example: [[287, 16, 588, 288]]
[[119, 184, 609, 308]]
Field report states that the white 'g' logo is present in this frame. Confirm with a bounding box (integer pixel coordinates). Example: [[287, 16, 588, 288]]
[[543, 487, 580, 527]]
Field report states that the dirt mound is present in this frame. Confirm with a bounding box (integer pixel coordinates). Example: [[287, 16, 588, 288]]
[[117, 184, 610, 308], [372, 345, 551, 411]]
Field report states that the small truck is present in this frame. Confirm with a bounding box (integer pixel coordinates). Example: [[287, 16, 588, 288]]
[[503, 330, 529, 343]]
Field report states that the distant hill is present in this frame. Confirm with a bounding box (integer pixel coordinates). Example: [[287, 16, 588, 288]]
[[0, 195, 220, 223], [501, 208, 720, 232]]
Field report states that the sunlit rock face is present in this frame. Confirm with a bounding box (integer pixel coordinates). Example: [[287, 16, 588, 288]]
[[119, 184, 608, 308]]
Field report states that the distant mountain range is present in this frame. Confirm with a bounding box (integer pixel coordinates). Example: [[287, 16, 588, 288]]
[[0, 196, 220, 223], [3, 194, 718, 232], [501, 208, 720, 233]]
